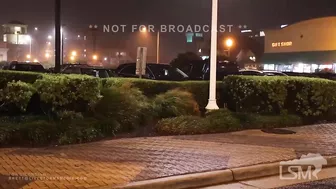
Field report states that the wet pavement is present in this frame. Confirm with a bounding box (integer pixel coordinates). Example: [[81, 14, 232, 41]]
[[0, 124, 336, 189]]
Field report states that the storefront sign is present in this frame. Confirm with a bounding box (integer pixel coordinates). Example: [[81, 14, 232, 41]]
[[272, 41, 293, 47]]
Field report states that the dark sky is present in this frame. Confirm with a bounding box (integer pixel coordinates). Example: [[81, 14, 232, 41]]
[[2, 0, 336, 29], [1, 0, 336, 62]]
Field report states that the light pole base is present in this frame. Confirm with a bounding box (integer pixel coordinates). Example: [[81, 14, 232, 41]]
[[205, 99, 219, 111]]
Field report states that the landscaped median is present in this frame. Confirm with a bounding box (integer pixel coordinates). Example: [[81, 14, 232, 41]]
[[0, 70, 336, 146]]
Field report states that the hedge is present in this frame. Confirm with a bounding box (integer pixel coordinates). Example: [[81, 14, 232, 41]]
[[0, 81, 36, 113], [156, 109, 303, 135], [0, 70, 43, 89], [33, 74, 101, 112], [223, 76, 336, 120], [103, 78, 224, 109]]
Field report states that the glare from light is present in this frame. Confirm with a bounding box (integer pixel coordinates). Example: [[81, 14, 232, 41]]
[[34, 27, 38, 31], [26, 36, 32, 41], [70, 56, 75, 61], [48, 35, 52, 40], [140, 26, 147, 33], [104, 57, 108, 61], [241, 30, 252, 33], [93, 55, 98, 60], [33, 59, 38, 62], [71, 51, 77, 56], [78, 35, 81, 38], [45, 53, 50, 58], [225, 38, 234, 47], [26, 54, 31, 59]]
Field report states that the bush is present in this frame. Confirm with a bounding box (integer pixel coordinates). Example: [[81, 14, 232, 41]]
[[205, 109, 242, 132], [0, 116, 121, 146], [156, 109, 303, 135], [0, 70, 42, 89], [153, 89, 200, 118], [104, 78, 224, 109], [0, 81, 36, 113], [156, 116, 208, 135], [224, 76, 336, 120], [34, 75, 101, 112], [94, 84, 153, 130]]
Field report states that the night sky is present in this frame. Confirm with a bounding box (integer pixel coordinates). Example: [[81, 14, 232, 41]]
[[2, 0, 336, 28], [1, 0, 336, 62]]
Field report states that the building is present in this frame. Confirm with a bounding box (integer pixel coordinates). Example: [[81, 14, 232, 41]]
[[262, 17, 336, 73], [2, 21, 31, 61], [0, 42, 9, 62]]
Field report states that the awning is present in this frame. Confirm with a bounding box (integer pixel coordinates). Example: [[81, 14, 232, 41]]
[[261, 50, 336, 64]]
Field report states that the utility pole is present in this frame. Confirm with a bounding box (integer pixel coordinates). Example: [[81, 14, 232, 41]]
[[55, 0, 61, 73]]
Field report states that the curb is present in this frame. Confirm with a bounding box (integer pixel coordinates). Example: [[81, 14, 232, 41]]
[[103, 156, 336, 189]]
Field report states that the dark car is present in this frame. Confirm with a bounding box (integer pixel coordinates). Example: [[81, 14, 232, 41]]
[[116, 63, 189, 81], [61, 64, 113, 78], [189, 59, 239, 80], [3, 61, 46, 73], [263, 71, 288, 76], [239, 69, 266, 76]]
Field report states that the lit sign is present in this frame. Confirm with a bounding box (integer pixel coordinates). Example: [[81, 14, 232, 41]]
[[272, 41, 292, 47]]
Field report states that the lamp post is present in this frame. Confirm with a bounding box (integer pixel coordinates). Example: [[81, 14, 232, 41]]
[[140, 27, 160, 64], [205, 0, 219, 110], [26, 36, 32, 55]]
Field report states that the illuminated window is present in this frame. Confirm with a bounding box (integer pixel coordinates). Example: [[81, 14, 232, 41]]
[[186, 33, 194, 43], [195, 33, 203, 37], [260, 31, 265, 37], [263, 64, 275, 70]]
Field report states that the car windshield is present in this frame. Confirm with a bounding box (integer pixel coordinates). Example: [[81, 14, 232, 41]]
[[148, 64, 188, 80]]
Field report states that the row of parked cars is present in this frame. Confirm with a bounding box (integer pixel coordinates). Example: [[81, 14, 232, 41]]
[[1, 60, 288, 81]]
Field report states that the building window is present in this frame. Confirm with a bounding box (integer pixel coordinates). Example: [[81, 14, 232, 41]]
[[263, 64, 275, 71], [186, 33, 194, 43]]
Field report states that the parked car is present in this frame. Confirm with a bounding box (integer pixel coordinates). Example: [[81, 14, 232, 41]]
[[61, 64, 114, 78], [239, 69, 265, 76], [2, 61, 47, 73], [185, 59, 240, 80], [116, 63, 189, 81], [263, 71, 288, 76]]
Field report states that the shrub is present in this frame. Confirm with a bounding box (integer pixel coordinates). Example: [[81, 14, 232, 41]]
[[0, 81, 36, 113], [0, 70, 42, 89], [104, 78, 224, 109], [223, 76, 336, 119], [156, 116, 208, 135], [153, 89, 200, 118], [94, 84, 153, 130], [34, 75, 101, 112], [156, 109, 303, 136], [205, 109, 242, 132]]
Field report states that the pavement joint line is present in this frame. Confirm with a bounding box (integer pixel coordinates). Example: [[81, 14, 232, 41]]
[[99, 156, 336, 189]]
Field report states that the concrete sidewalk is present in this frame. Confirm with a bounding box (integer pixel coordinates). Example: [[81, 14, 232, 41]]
[[0, 124, 336, 189]]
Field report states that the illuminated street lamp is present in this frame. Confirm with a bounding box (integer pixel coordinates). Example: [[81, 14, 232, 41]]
[[45, 53, 50, 58], [34, 27, 38, 31], [48, 35, 52, 40], [92, 55, 98, 60], [70, 56, 75, 61], [26, 54, 31, 59], [104, 57, 108, 61], [71, 51, 77, 57], [225, 38, 234, 57]]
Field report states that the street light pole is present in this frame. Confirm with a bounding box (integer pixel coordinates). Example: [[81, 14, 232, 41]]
[[157, 31, 160, 64], [206, 0, 219, 110], [55, 0, 61, 73]]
